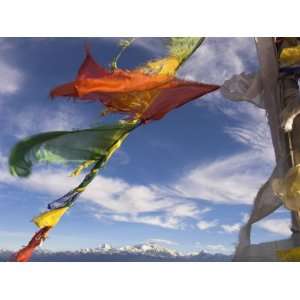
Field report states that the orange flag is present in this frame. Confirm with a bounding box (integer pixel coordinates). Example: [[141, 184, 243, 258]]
[[50, 50, 219, 121], [12, 227, 51, 262]]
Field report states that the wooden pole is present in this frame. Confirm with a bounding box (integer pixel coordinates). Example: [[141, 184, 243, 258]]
[[256, 37, 300, 234]]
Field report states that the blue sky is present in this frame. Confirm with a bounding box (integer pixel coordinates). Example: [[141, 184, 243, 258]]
[[0, 37, 292, 254]]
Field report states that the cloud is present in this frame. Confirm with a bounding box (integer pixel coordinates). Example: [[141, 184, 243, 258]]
[[221, 223, 241, 233], [174, 101, 274, 205], [197, 243, 234, 255], [178, 37, 257, 84], [175, 150, 272, 205], [6, 104, 89, 139], [196, 220, 218, 231], [146, 238, 178, 246], [219, 213, 250, 234], [197, 212, 244, 234], [0, 151, 204, 230], [107, 214, 183, 229], [0, 39, 89, 141], [223, 104, 274, 165], [0, 61, 23, 95], [256, 218, 291, 237], [0, 39, 23, 95]]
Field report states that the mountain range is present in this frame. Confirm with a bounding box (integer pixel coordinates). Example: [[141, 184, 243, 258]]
[[0, 242, 232, 262]]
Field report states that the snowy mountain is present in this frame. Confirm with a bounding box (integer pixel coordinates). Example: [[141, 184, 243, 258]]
[[0, 242, 232, 262], [78, 242, 181, 258]]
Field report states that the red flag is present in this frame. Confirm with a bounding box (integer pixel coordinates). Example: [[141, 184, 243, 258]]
[[12, 227, 51, 262], [140, 80, 220, 122]]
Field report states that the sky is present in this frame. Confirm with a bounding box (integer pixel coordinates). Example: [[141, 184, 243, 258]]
[[0, 37, 293, 255]]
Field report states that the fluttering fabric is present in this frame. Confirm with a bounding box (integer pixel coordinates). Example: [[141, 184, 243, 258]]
[[279, 40, 300, 75], [166, 37, 204, 66], [277, 246, 300, 261], [12, 227, 51, 262], [279, 45, 300, 66], [50, 38, 219, 121], [139, 37, 204, 75], [219, 69, 297, 254], [235, 166, 282, 255], [279, 74, 300, 132], [33, 206, 70, 228], [50, 37, 203, 98], [9, 120, 137, 177], [220, 72, 264, 108], [140, 81, 219, 122], [139, 56, 181, 76], [50, 53, 219, 121], [47, 155, 108, 210], [272, 165, 300, 212]]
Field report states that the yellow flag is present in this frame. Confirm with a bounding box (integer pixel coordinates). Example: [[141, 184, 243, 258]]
[[280, 45, 300, 66], [141, 57, 180, 76], [32, 206, 69, 228], [277, 247, 300, 262]]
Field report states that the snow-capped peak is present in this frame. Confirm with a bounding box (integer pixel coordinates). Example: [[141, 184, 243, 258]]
[[119, 242, 180, 257], [97, 243, 113, 252], [78, 242, 180, 257]]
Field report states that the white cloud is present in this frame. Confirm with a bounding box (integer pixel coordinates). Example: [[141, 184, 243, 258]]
[[178, 37, 257, 84], [109, 214, 183, 229], [174, 102, 274, 206], [221, 223, 241, 233], [0, 40, 90, 143], [197, 220, 218, 231], [197, 243, 234, 255], [165, 203, 200, 219], [0, 39, 23, 95], [0, 151, 202, 230], [175, 150, 271, 205], [4, 103, 89, 139], [146, 238, 178, 246], [223, 104, 274, 165], [257, 218, 291, 237], [0, 61, 23, 95], [0, 40, 96, 141], [217, 213, 250, 236]]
